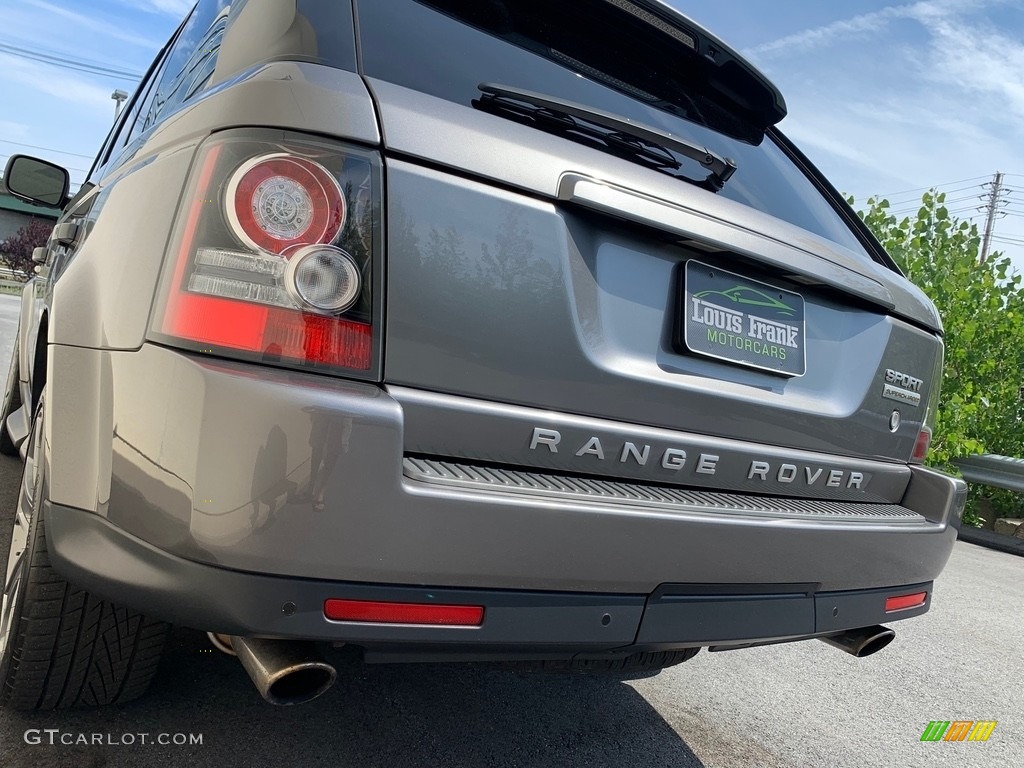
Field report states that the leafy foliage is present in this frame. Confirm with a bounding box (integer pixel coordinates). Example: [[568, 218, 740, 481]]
[[0, 217, 52, 280], [854, 192, 1024, 524]]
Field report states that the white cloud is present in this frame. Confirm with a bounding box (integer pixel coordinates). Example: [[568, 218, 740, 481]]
[[749, 0, 1000, 61], [115, 0, 194, 16], [0, 54, 117, 112], [23, 0, 160, 49], [749, 5, 910, 60], [917, 15, 1024, 122], [749, 0, 1024, 269], [0, 121, 30, 140], [782, 121, 892, 176]]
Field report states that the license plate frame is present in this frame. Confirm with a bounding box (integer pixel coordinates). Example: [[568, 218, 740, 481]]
[[680, 260, 806, 377]]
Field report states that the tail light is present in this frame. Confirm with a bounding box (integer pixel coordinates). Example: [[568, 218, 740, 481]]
[[149, 130, 380, 375], [909, 346, 943, 464], [225, 153, 345, 255], [911, 427, 931, 463]]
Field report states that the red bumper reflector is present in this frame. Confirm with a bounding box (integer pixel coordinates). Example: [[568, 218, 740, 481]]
[[324, 599, 485, 626], [885, 592, 927, 612]]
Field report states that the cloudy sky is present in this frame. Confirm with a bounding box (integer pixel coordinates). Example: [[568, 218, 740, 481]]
[[680, 0, 1024, 270], [1, 0, 1022, 268]]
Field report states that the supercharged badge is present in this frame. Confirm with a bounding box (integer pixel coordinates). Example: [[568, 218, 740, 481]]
[[882, 368, 923, 407]]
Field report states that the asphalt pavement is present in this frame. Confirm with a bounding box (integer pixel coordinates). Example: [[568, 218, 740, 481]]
[[0, 290, 1021, 767]]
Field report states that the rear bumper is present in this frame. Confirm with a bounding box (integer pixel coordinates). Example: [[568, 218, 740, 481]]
[[46, 500, 933, 654], [46, 343, 965, 598]]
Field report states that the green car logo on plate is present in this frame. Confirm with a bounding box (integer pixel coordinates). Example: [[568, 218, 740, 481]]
[[694, 286, 796, 318]]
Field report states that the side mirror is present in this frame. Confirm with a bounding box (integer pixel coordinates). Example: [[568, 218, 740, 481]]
[[2, 155, 69, 209]]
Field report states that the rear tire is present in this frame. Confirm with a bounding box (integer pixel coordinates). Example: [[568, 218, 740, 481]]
[[0, 342, 21, 456], [0, 396, 170, 710]]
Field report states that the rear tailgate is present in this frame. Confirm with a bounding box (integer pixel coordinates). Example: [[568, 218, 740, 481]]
[[355, 0, 942, 479]]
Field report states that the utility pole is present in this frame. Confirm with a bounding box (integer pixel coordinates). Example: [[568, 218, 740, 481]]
[[979, 171, 1005, 264], [111, 89, 129, 120]]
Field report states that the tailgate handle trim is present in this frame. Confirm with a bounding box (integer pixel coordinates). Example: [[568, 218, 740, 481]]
[[557, 173, 895, 311]]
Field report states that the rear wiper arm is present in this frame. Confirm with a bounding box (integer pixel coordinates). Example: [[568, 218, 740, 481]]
[[474, 83, 737, 191]]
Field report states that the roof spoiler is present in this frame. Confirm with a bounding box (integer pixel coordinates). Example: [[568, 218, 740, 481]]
[[617, 0, 787, 134]]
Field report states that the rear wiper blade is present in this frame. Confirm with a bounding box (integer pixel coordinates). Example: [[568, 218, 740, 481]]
[[474, 83, 737, 191]]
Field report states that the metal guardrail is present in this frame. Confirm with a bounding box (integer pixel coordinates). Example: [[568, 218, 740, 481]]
[[0, 280, 25, 295], [952, 454, 1024, 493]]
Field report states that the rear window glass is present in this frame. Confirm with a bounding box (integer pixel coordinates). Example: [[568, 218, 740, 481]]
[[353, 0, 870, 257]]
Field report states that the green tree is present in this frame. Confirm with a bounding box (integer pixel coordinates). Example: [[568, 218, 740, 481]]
[[854, 192, 1024, 524]]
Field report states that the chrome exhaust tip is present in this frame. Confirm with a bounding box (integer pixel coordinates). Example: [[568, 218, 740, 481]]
[[207, 632, 237, 656], [231, 637, 337, 705], [820, 625, 895, 658]]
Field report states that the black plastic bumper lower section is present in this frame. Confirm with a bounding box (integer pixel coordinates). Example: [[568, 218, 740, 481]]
[[45, 501, 932, 657]]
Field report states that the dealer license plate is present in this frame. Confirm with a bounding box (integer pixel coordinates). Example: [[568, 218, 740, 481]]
[[681, 260, 806, 377]]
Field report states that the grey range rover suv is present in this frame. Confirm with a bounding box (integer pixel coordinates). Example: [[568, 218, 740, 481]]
[[0, 0, 966, 709]]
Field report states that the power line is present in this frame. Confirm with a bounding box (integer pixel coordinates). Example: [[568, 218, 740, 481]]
[[0, 41, 141, 82], [859, 175, 991, 201], [884, 190, 989, 216], [0, 41, 142, 79], [927, 192, 984, 207], [875, 183, 987, 205], [0, 138, 93, 160], [920, 191, 985, 207], [887, 199, 985, 216], [855, 175, 1024, 209], [884, 206, 980, 219], [0, 154, 88, 176]]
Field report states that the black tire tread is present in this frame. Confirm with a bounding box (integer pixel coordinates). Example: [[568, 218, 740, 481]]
[[1, 494, 170, 710], [0, 424, 17, 455]]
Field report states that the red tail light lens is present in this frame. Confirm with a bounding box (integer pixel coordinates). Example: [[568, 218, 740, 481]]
[[226, 154, 346, 254], [910, 426, 931, 464], [909, 347, 942, 464], [324, 599, 485, 626], [150, 131, 380, 375]]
